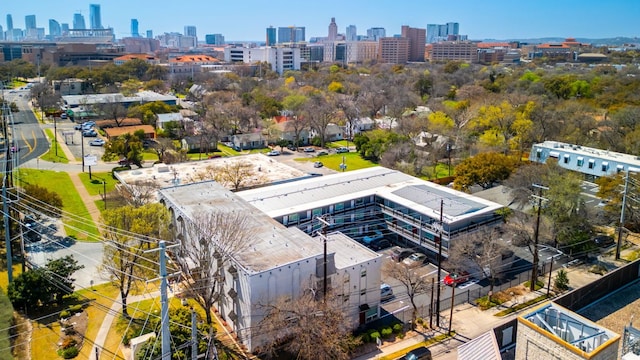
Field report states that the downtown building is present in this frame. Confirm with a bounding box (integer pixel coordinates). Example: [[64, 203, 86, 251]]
[[224, 45, 301, 74]]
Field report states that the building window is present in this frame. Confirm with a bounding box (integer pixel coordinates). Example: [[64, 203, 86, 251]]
[[577, 157, 584, 167], [588, 160, 595, 169], [617, 165, 624, 173], [601, 162, 609, 172], [360, 270, 366, 277], [563, 155, 570, 164], [360, 289, 366, 296], [536, 149, 542, 159]]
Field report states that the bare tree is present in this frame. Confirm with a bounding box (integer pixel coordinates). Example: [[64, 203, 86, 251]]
[[214, 162, 260, 191], [100, 203, 172, 317], [175, 210, 257, 325], [447, 228, 511, 302], [113, 180, 160, 207], [383, 260, 432, 329], [96, 95, 128, 126], [256, 291, 360, 360]]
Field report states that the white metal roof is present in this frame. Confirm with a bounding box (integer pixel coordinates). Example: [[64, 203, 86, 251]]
[[238, 167, 503, 224]]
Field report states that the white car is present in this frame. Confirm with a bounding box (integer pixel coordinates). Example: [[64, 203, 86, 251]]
[[89, 139, 105, 146], [267, 150, 280, 156], [380, 283, 393, 301]]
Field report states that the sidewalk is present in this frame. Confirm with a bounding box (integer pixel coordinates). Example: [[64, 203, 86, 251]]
[[352, 286, 551, 360]]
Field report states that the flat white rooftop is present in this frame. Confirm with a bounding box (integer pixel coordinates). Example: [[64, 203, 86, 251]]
[[159, 181, 380, 274], [116, 154, 307, 190], [534, 141, 640, 168], [238, 167, 503, 224]]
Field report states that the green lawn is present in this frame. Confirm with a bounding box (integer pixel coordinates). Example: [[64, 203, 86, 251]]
[[39, 129, 70, 163], [295, 152, 377, 172], [15, 169, 100, 241], [0, 289, 15, 360], [78, 171, 118, 196]]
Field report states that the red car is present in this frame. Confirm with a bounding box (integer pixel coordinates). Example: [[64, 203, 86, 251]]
[[443, 271, 470, 287]]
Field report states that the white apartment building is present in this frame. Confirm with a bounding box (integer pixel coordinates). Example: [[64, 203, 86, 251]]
[[158, 181, 383, 352], [224, 46, 302, 74]]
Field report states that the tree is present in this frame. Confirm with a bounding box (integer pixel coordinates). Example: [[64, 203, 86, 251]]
[[102, 132, 145, 168], [20, 184, 63, 218], [554, 269, 570, 292], [453, 152, 518, 191], [256, 290, 360, 360], [382, 260, 432, 329], [113, 180, 159, 207], [8, 256, 83, 311], [447, 228, 511, 302], [95, 95, 129, 127], [175, 210, 257, 325], [127, 101, 176, 125], [213, 162, 261, 191], [134, 307, 212, 360], [100, 203, 171, 317]]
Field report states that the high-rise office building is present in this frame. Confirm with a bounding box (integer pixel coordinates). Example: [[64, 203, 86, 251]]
[[49, 19, 61, 38], [25, 15, 36, 30], [89, 4, 102, 29], [0, 25, 3, 41], [205, 34, 225, 45], [367, 27, 386, 41], [146, 30, 153, 39], [328, 17, 338, 41], [401, 25, 426, 62], [266, 26, 276, 46], [73, 13, 86, 29], [61, 23, 69, 34], [131, 19, 139, 37], [278, 26, 305, 43], [346, 25, 357, 41], [6, 14, 13, 30], [427, 22, 459, 43], [184, 25, 197, 37]]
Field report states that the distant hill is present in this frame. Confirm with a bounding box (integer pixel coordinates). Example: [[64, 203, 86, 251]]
[[479, 37, 639, 46]]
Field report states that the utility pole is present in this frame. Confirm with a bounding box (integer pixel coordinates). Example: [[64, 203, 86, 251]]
[[531, 184, 548, 291], [191, 308, 198, 360], [145, 241, 180, 360], [435, 199, 444, 327], [317, 215, 331, 302], [617, 170, 630, 260], [1, 83, 14, 283]]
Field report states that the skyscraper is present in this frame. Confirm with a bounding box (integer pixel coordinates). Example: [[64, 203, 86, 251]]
[[89, 4, 102, 29], [184, 25, 197, 37], [146, 30, 153, 39], [205, 34, 225, 45], [25, 15, 36, 30], [61, 23, 69, 34], [266, 26, 276, 46], [427, 22, 459, 43], [328, 17, 338, 41], [346, 25, 357, 41], [367, 27, 386, 41], [6, 14, 13, 31], [73, 13, 86, 29], [131, 19, 139, 37], [49, 19, 61, 38], [0, 25, 3, 41], [278, 26, 305, 43]]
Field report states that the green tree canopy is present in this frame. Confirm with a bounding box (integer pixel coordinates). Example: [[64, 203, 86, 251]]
[[454, 152, 518, 191]]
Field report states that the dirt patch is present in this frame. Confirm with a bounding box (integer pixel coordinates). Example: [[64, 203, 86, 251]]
[[58, 311, 89, 354]]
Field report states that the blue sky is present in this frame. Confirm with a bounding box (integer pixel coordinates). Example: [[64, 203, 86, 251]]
[[3, 0, 639, 41]]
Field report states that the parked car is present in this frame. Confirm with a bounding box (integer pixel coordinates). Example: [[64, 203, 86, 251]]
[[60, 113, 67, 119], [317, 150, 329, 156], [402, 346, 432, 360], [390, 246, 413, 262], [369, 238, 392, 251], [380, 283, 394, 301], [403, 253, 427, 267], [304, 147, 315, 152], [336, 146, 349, 153], [314, 161, 323, 168], [89, 138, 105, 146], [267, 150, 280, 156], [443, 271, 471, 287], [118, 158, 130, 166], [362, 230, 384, 245], [74, 124, 83, 130], [287, 144, 297, 151], [83, 129, 98, 137], [593, 234, 615, 247]]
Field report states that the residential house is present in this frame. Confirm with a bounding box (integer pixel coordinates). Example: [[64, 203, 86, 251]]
[[156, 112, 184, 130], [181, 135, 217, 153], [309, 123, 343, 142], [103, 125, 156, 141], [231, 132, 267, 150]]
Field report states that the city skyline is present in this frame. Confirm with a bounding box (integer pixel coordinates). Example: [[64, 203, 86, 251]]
[[2, 0, 639, 41]]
